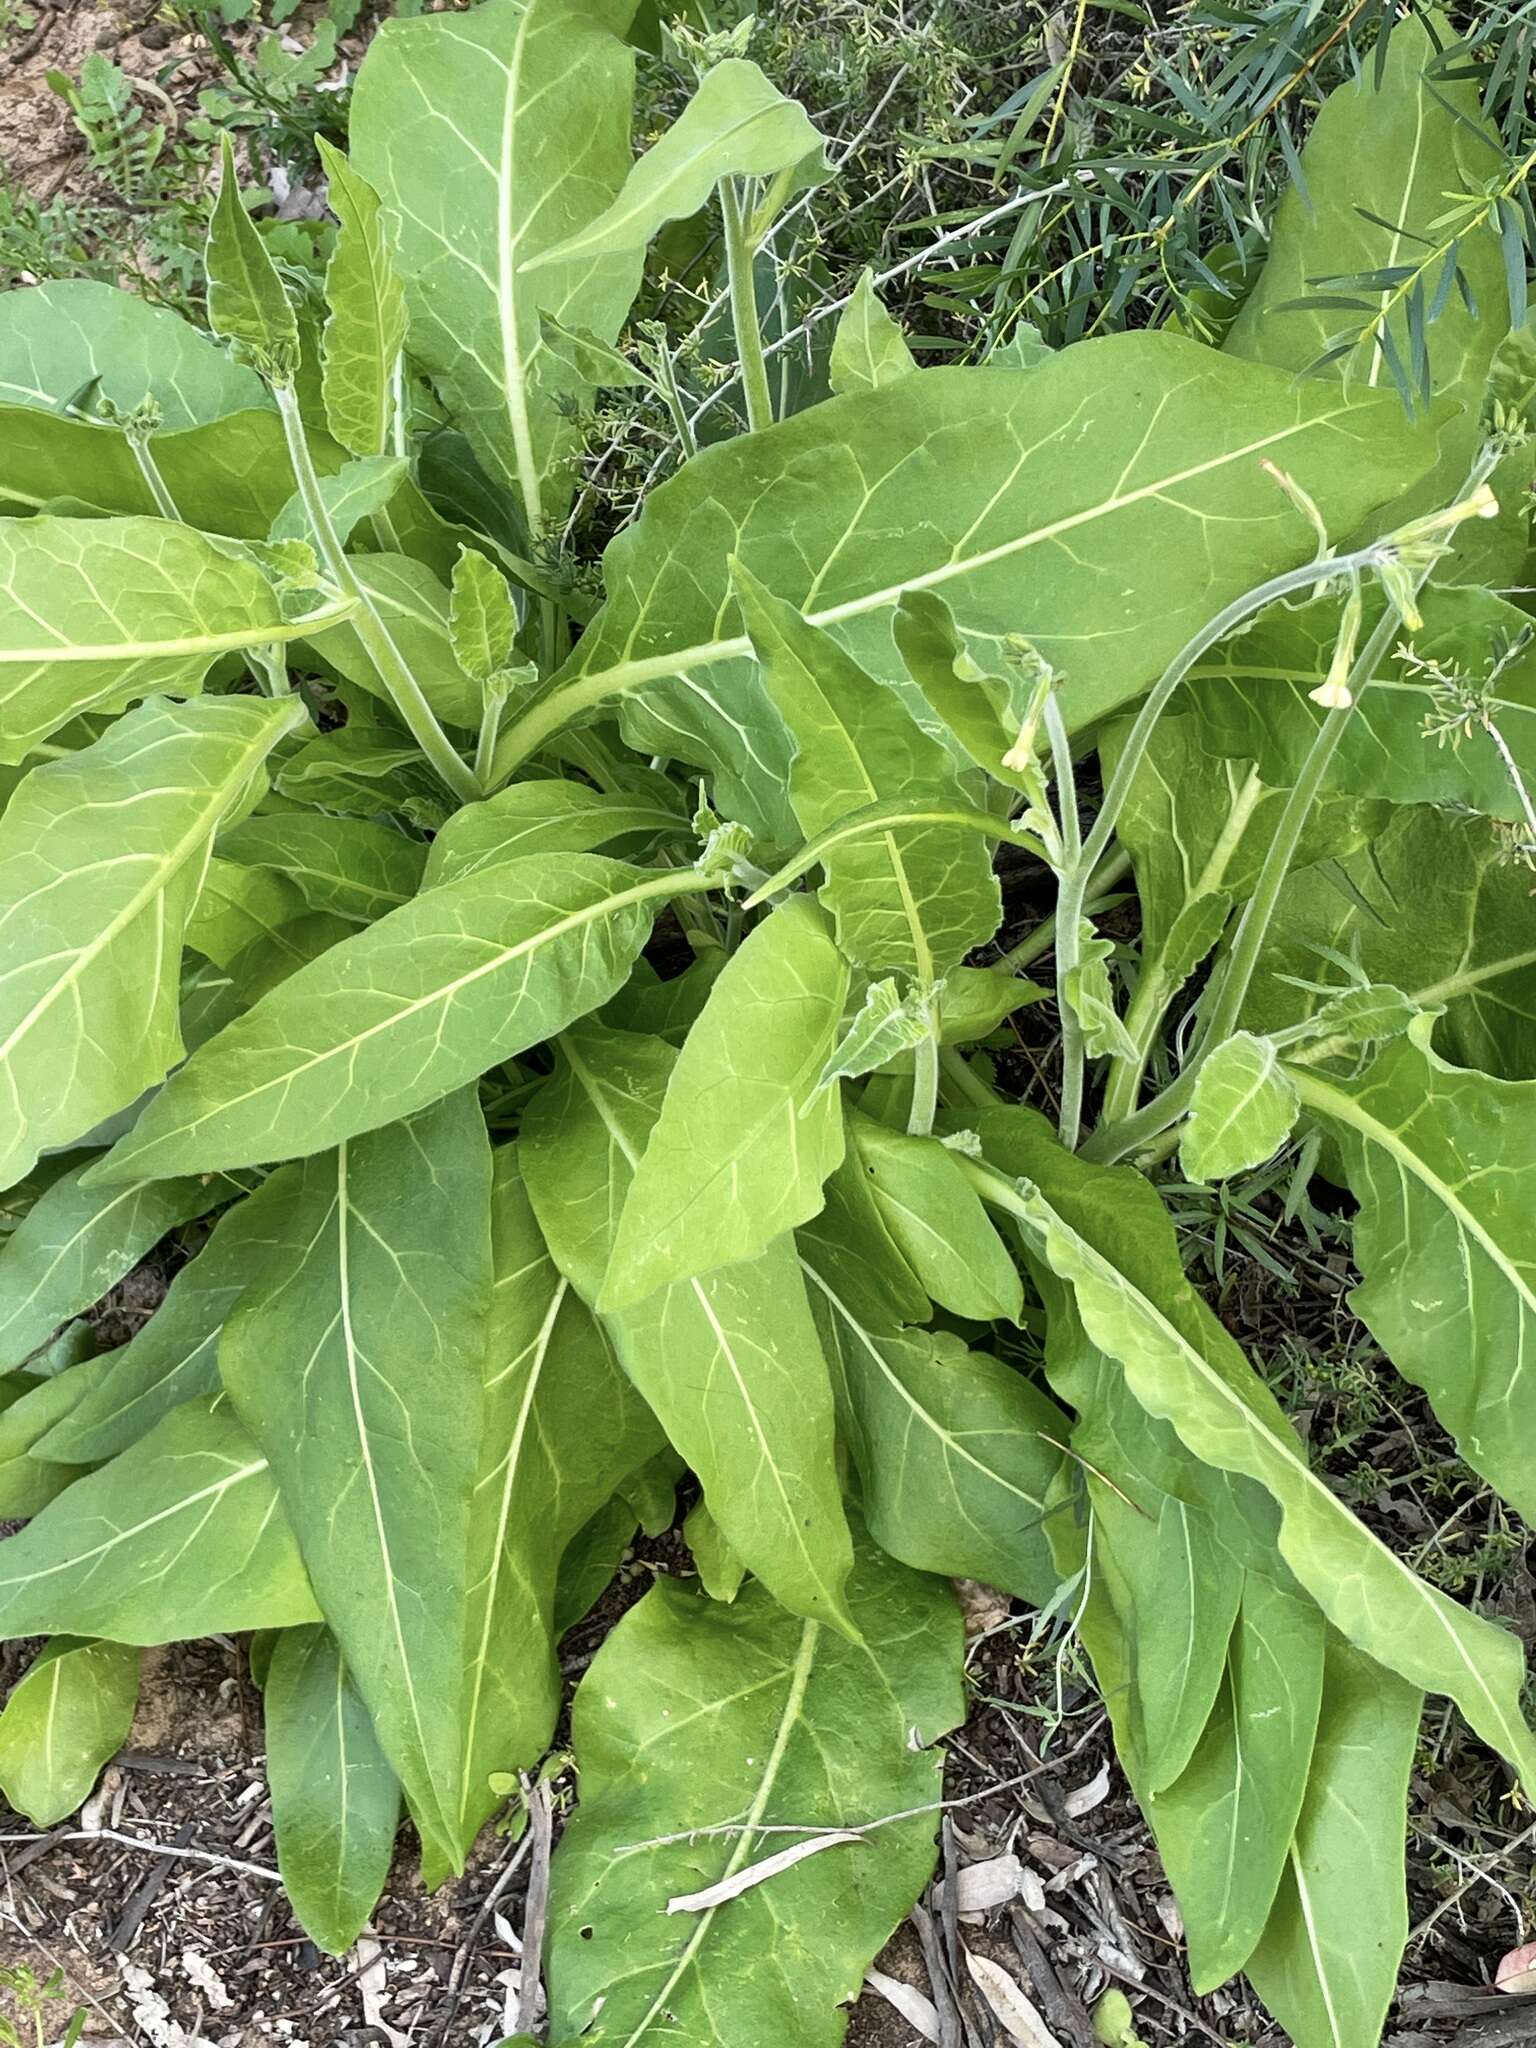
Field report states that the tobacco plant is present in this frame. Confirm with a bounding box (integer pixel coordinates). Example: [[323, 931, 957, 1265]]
[[0, 4, 1532, 2042]]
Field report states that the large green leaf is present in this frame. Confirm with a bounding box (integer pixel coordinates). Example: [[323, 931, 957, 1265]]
[[35, 1173, 298, 1465], [0, 1396, 320, 1642], [545, 1534, 964, 2047], [0, 1637, 140, 1827], [0, 403, 323, 540], [1243, 805, 1536, 1080], [523, 1023, 855, 1630], [1224, 6, 1504, 459], [457, 1148, 661, 1855], [219, 1091, 492, 1871], [0, 693, 306, 1191], [0, 280, 267, 425], [313, 554, 483, 730], [422, 780, 685, 887], [187, 859, 309, 968], [1147, 1572, 1324, 1991], [1189, 584, 1536, 821], [734, 566, 1003, 964], [217, 812, 428, 926], [848, 1112, 1022, 1322], [495, 337, 1440, 799], [975, 1125, 1536, 1792], [798, 1159, 1066, 1607], [265, 1625, 401, 1956], [0, 517, 296, 762], [1291, 1019, 1536, 1527], [351, 0, 641, 530], [0, 1163, 237, 1375], [603, 897, 848, 1307], [1247, 1634, 1421, 2048], [86, 854, 677, 1182], [316, 139, 408, 461], [529, 57, 825, 271]]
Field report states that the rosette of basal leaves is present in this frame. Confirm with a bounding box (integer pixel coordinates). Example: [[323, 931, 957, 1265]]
[[0, 7, 1529, 2045]]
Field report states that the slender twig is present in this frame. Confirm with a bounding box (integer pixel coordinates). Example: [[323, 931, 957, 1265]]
[[0, 1828, 281, 1885], [429, 1830, 535, 2048], [514, 1778, 554, 2034], [720, 177, 774, 434]]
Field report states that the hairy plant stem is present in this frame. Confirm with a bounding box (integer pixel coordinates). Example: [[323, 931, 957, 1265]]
[[127, 433, 181, 521], [720, 177, 774, 434], [742, 797, 1047, 908], [273, 382, 481, 804], [992, 847, 1132, 974], [1080, 602, 1407, 1167], [1043, 694, 1086, 1148], [1037, 536, 1395, 1156], [1097, 766, 1265, 1126], [907, 1010, 941, 1136]]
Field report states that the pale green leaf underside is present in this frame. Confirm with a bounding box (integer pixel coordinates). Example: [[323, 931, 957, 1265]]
[[0, 1636, 140, 1828], [531, 56, 826, 271]]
